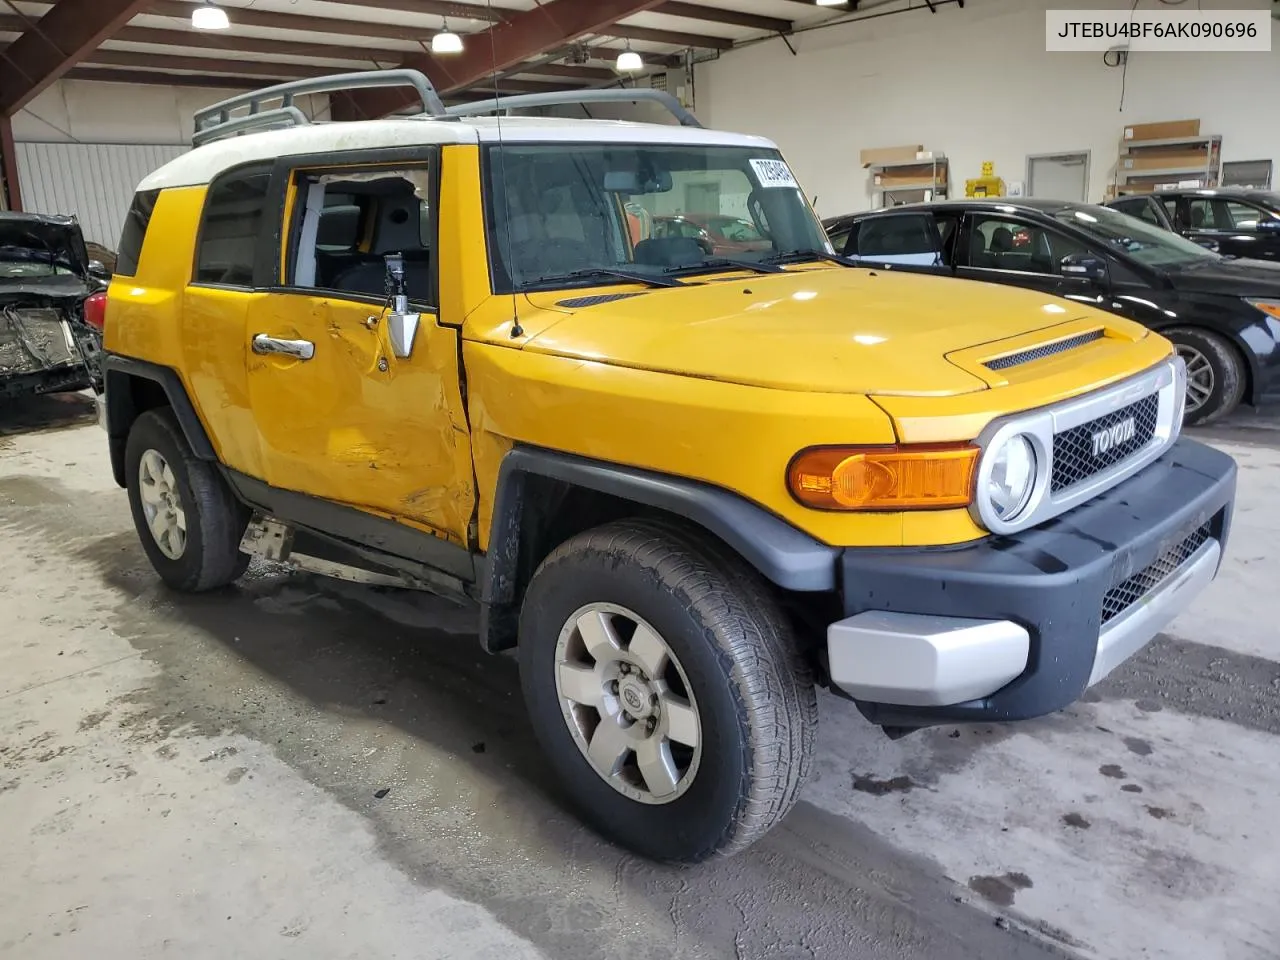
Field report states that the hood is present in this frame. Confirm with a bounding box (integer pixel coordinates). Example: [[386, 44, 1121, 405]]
[[0, 273, 94, 305], [0, 214, 89, 280], [1164, 256, 1280, 297], [520, 268, 1142, 396]]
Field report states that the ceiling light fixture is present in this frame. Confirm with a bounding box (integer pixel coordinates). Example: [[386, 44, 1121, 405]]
[[615, 42, 643, 73], [431, 19, 464, 55], [814, 0, 846, 6], [191, 1, 230, 30]]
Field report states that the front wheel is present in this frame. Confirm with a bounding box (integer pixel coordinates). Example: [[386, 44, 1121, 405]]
[[518, 519, 817, 862], [1168, 327, 1246, 426]]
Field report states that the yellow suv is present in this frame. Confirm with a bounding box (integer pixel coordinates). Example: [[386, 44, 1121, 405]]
[[99, 72, 1236, 863]]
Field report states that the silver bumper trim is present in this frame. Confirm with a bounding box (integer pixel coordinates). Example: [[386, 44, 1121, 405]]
[[1088, 537, 1221, 687], [826, 612, 1030, 707]]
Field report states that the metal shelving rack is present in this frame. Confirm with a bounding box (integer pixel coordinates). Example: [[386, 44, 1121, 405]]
[[1113, 134, 1221, 197], [868, 155, 948, 208]]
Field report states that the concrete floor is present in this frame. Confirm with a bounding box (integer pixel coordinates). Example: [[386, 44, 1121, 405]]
[[1, 393, 1277, 960]]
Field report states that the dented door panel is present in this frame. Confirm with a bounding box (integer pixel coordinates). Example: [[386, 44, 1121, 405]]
[[244, 294, 474, 543]]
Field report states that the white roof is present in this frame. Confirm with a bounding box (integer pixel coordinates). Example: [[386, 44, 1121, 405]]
[[138, 116, 778, 190]]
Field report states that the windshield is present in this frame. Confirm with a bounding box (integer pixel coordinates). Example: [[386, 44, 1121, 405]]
[[704, 216, 765, 242], [0, 223, 83, 281], [483, 143, 828, 292], [1051, 205, 1220, 268]]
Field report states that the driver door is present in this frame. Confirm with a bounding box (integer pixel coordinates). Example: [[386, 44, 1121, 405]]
[[244, 151, 475, 548], [957, 212, 1106, 306]]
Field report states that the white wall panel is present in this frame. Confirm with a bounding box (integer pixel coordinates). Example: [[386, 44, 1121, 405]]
[[14, 142, 187, 247], [700, 0, 1280, 217]]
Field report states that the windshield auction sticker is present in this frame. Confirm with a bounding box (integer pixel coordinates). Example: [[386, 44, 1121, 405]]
[[750, 159, 800, 189], [1046, 9, 1270, 52]]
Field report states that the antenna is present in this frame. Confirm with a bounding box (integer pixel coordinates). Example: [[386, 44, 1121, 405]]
[[486, 0, 523, 339]]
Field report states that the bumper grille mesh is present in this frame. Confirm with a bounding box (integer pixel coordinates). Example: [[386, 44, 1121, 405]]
[[1100, 523, 1212, 625], [1052, 394, 1159, 492]]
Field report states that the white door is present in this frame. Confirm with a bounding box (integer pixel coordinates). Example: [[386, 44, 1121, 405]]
[[1027, 153, 1089, 202]]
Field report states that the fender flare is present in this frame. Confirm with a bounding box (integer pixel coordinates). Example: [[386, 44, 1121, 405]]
[[102, 354, 216, 487], [478, 445, 840, 650]]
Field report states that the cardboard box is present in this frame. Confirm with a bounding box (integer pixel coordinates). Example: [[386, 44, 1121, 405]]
[[1121, 150, 1212, 171], [860, 144, 924, 167], [1122, 119, 1200, 142], [874, 167, 947, 188]]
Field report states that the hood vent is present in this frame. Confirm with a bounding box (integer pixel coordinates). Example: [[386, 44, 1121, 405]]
[[984, 329, 1104, 371], [556, 292, 645, 309]]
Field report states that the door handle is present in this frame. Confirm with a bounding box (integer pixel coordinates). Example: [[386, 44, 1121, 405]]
[[252, 334, 314, 361]]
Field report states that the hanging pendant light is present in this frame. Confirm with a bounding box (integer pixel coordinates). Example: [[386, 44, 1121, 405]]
[[615, 41, 643, 73], [431, 19, 464, 55], [191, 1, 230, 30]]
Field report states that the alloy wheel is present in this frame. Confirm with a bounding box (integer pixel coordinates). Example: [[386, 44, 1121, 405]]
[[137, 449, 187, 560], [1176, 343, 1215, 414], [554, 602, 702, 805]]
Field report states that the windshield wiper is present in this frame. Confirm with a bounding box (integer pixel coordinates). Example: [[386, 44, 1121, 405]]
[[761, 249, 862, 267], [524, 267, 684, 290], [664, 257, 784, 276]]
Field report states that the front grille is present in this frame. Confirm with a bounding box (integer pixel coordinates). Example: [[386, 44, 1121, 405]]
[[1051, 394, 1159, 492], [985, 330, 1104, 371], [1101, 523, 1212, 624]]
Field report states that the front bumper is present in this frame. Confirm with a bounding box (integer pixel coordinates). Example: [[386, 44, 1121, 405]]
[[827, 437, 1235, 728]]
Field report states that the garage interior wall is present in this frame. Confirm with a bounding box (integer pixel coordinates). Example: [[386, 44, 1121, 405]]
[[698, 0, 1280, 218], [10, 80, 327, 248]]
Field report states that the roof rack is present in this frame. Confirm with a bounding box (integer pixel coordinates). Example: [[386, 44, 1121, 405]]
[[192, 69, 446, 147], [446, 89, 703, 129]]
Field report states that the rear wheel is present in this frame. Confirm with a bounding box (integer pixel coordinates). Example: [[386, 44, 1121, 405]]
[[518, 518, 817, 862], [1167, 327, 1246, 426], [125, 408, 250, 591]]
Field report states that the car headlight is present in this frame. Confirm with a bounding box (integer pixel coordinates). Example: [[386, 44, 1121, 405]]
[[986, 434, 1037, 521]]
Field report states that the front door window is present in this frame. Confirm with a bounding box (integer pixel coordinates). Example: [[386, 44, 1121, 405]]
[[965, 214, 1089, 275]]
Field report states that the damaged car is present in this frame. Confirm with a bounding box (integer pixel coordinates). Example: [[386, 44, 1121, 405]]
[[1, 211, 108, 401]]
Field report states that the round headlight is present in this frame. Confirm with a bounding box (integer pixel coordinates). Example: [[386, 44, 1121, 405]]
[[987, 434, 1037, 520]]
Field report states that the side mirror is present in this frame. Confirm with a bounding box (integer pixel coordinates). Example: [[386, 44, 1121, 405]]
[[1060, 252, 1108, 283], [1256, 219, 1280, 234], [383, 253, 419, 359], [88, 259, 111, 281]]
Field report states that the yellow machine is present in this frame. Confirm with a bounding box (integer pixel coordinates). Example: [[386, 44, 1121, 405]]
[[98, 71, 1234, 866], [965, 160, 1006, 197]]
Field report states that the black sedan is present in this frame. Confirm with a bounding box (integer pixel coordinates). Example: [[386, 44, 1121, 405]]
[[822, 199, 1280, 424], [1104, 188, 1280, 262]]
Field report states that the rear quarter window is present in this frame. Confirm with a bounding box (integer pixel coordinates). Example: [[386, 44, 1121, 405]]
[[115, 189, 160, 277], [194, 165, 273, 287]]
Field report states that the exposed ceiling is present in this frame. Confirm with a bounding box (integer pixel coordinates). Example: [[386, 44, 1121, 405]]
[[0, 0, 881, 118], [0, 0, 960, 216]]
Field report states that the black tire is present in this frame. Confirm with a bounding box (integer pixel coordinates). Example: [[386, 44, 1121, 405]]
[[125, 407, 250, 592], [517, 518, 817, 862], [1167, 327, 1246, 426]]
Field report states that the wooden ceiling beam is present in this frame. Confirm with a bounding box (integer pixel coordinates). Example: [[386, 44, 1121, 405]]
[[2, 17, 380, 65], [87, 49, 322, 80], [339, 0, 668, 118], [0, 0, 151, 115], [606, 22, 733, 50], [148, 0, 433, 43], [65, 65, 290, 90], [655, 2, 792, 33], [318, 0, 506, 22]]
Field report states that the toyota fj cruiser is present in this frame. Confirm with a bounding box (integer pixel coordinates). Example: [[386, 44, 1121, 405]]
[[100, 72, 1236, 863]]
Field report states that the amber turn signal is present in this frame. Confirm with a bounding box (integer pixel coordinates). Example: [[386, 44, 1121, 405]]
[[1246, 299, 1280, 321], [787, 444, 979, 511]]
